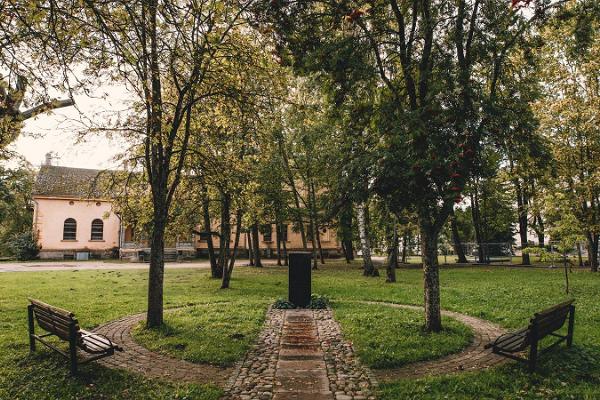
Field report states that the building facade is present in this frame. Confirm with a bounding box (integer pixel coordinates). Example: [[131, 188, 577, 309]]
[[33, 164, 342, 260]]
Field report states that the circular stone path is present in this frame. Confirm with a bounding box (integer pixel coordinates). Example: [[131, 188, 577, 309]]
[[92, 302, 509, 396], [93, 311, 233, 385], [358, 301, 508, 381]]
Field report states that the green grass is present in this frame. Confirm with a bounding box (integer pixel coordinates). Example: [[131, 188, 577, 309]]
[[332, 301, 472, 369], [131, 300, 269, 367], [1, 261, 600, 399]]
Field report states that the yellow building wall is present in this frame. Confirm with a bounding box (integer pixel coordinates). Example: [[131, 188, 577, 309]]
[[194, 224, 340, 251]]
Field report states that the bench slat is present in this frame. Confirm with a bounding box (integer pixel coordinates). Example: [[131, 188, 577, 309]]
[[493, 328, 529, 352], [533, 299, 574, 319], [31, 306, 77, 326], [535, 314, 570, 337], [79, 330, 114, 352], [29, 299, 74, 319], [34, 314, 76, 341]]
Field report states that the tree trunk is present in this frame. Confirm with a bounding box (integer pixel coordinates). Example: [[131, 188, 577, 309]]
[[308, 216, 319, 270], [276, 222, 282, 266], [201, 186, 220, 278], [586, 233, 599, 272], [316, 225, 325, 265], [308, 181, 324, 265], [420, 222, 442, 332], [470, 191, 486, 263], [402, 232, 409, 263], [535, 214, 545, 248], [147, 209, 166, 328], [512, 168, 530, 266], [252, 223, 262, 267], [247, 232, 254, 266], [222, 209, 242, 289], [340, 205, 354, 263], [386, 223, 398, 283], [357, 202, 378, 277], [217, 192, 231, 275], [282, 232, 288, 266], [450, 211, 468, 263]]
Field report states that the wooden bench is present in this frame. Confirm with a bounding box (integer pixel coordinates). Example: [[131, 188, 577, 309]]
[[485, 299, 575, 371], [28, 299, 122, 374]]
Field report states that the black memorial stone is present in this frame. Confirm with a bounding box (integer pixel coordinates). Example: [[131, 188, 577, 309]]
[[288, 252, 312, 307]]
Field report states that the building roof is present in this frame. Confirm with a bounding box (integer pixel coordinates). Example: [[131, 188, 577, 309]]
[[33, 165, 110, 199]]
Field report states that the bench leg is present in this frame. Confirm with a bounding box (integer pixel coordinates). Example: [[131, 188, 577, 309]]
[[27, 305, 35, 352], [528, 339, 538, 372], [567, 305, 575, 347], [69, 327, 78, 375]]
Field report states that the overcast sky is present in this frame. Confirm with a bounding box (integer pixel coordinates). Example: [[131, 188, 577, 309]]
[[13, 84, 132, 171]]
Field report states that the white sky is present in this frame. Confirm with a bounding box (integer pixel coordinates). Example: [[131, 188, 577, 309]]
[[12, 84, 133, 170]]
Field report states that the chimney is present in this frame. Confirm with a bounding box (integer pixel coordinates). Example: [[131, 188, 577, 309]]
[[45, 153, 52, 166]]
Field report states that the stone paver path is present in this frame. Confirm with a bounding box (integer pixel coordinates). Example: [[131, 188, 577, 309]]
[[360, 302, 508, 381], [225, 308, 377, 400], [93, 311, 233, 385]]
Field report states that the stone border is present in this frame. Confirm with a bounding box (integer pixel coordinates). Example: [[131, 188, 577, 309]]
[[315, 308, 378, 400], [356, 301, 508, 381], [222, 307, 285, 399], [93, 309, 233, 385]]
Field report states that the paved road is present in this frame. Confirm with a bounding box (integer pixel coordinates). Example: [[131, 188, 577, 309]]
[[0, 259, 280, 273]]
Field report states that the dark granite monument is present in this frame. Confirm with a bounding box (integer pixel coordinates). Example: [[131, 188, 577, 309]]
[[288, 252, 312, 307]]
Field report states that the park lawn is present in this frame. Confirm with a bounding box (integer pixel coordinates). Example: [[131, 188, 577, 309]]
[[0, 261, 599, 399], [0, 266, 285, 400], [132, 299, 270, 366], [332, 301, 472, 369]]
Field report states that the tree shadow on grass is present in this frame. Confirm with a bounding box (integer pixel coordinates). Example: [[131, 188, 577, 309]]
[[379, 345, 600, 399]]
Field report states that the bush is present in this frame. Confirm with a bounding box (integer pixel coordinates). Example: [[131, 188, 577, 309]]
[[273, 299, 296, 309], [9, 232, 40, 261], [308, 294, 329, 309], [272, 294, 330, 310]]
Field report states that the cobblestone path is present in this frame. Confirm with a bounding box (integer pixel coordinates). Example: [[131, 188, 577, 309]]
[[224, 309, 377, 400]]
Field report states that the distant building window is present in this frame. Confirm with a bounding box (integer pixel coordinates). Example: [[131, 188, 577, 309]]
[[261, 224, 272, 242], [91, 219, 104, 240], [96, 201, 101, 206], [69, 201, 74, 206], [63, 218, 77, 240], [280, 224, 288, 242]]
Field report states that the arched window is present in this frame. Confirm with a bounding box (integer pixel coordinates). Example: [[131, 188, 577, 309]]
[[63, 218, 77, 240], [91, 219, 104, 241]]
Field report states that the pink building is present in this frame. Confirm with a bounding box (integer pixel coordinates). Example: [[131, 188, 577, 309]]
[[32, 165, 121, 259], [33, 164, 342, 260]]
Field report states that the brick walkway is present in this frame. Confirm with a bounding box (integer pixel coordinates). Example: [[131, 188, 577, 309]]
[[360, 302, 508, 381], [93, 311, 233, 385], [92, 302, 508, 393]]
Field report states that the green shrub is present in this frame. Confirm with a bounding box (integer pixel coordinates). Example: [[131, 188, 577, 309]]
[[272, 294, 330, 309], [9, 232, 40, 260], [272, 299, 296, 309], [308, 294, 329, 309]]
